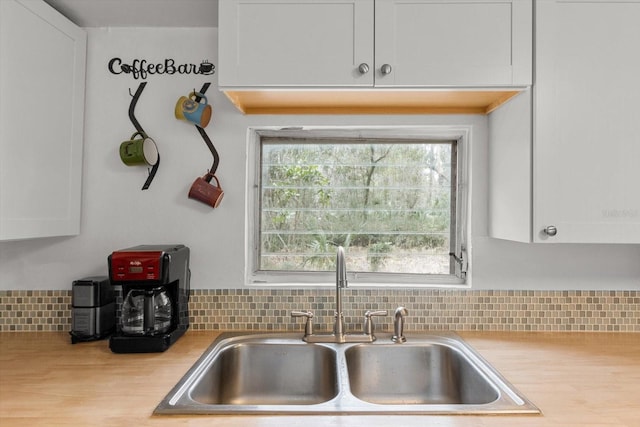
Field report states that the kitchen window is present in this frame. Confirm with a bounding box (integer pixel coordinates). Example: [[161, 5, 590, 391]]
[[247, 127, 469, 286]]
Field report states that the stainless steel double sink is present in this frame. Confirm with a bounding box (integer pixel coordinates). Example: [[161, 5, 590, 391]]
[[154, 332, 540, 415]]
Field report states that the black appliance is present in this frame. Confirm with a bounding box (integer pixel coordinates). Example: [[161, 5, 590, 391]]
[[70, 276, 115, 343], [108, 245, 190, 353]]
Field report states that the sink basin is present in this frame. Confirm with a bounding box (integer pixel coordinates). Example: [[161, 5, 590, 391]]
[[345, 344, 498, 405], [155, 332, 540, 415], [190, 343, 338, 405]]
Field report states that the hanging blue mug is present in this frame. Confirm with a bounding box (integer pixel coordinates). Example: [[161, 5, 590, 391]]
[[175, 92, 212, 128]]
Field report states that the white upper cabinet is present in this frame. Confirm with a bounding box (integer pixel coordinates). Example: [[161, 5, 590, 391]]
[[219, 0, 374, 87], [534, 0, 640, 243], [0, 0, 86, 241], [374, 0, 531, 87], [218, 0, 532, 88], [489, 0, 640, 244]]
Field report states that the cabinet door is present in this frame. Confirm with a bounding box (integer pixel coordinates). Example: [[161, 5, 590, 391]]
[[534, 0, 640, 243], [218, 0, 374, 87], [374, 0, 532, 87], [0, 0, 86, 240], [488, 90, 532, 243]]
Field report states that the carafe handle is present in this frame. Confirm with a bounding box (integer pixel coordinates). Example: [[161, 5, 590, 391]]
[[143, 290, 155, 334]]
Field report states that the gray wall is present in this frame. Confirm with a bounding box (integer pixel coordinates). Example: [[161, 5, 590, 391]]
[[1, 28, 638, 291]]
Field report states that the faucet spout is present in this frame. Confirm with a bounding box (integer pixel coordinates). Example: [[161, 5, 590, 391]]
[[334, 246, 347, 337], [392, 306, 408, 343], [336, 246, 348, 289]]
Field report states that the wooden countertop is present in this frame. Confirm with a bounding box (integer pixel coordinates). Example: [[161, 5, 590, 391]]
[[1, 331, 638, 426]]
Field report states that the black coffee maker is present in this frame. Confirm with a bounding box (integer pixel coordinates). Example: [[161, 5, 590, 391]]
[[108, 245, 190, 353]]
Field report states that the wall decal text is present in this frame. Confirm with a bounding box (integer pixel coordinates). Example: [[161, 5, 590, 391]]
[[108, 57, 215, 80]]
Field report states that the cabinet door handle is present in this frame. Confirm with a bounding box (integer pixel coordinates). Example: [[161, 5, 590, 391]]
[[380, 64, 393, 75], [543, 226, 558, 237], [358, 63, 370, 74]]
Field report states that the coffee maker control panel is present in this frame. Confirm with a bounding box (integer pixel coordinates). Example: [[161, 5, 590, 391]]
[[110, 251, 163, 281]]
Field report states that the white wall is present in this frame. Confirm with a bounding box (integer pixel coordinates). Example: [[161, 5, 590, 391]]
[[1, 28, 638, 291]]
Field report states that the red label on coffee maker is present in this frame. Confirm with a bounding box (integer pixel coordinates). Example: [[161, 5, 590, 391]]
[[110, 251, 163, 281]]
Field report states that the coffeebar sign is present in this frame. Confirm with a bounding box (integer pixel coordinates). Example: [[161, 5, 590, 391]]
[[108, 57, 215, 80]]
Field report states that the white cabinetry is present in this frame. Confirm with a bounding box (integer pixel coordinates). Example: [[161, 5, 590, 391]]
[[219, 0, 374, 87], [489, 0, 640, 244], [219, 0, 531, 88], [374, 0, 531, 87], [0, 0, 86, 240]]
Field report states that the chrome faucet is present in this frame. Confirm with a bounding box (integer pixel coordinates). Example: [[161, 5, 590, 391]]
[[291, 246, 387, 343], [392, 306, 408, 343]]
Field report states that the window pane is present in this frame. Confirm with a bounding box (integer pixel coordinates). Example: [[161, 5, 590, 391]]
[[259, 138, 455, 275]]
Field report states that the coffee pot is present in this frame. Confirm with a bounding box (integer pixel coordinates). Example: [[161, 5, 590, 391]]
[[121, 287, 173, 336]]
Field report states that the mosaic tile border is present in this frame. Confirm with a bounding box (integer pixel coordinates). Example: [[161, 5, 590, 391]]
[[1, 289, 638, 333]]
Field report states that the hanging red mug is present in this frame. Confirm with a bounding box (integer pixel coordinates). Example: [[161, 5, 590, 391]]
[[188, 172, 224, 208]]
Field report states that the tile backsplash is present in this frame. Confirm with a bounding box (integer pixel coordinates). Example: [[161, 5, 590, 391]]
[[1, 289, 638, 333]]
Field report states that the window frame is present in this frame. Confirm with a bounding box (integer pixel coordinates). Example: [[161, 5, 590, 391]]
[[246, 126, 470, 288]]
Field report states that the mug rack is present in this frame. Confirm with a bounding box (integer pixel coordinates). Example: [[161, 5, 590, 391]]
[[127, 82, 159, 190], [179, 82, 223, 208], [192, 82, 220, 175]]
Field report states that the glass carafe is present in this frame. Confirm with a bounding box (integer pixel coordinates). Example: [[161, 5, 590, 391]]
[[121, 289, 145, 335], [150, 287, 173, 334], [121, 287, 173, 336]]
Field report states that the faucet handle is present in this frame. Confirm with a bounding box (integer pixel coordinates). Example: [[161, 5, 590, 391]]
[[365, 310, 388, 318], [291, 310, 314, 337], [363, 310, 388, 335]]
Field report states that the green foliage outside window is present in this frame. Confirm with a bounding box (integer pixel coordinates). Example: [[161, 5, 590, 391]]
[[260, 139, 454, 275]]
